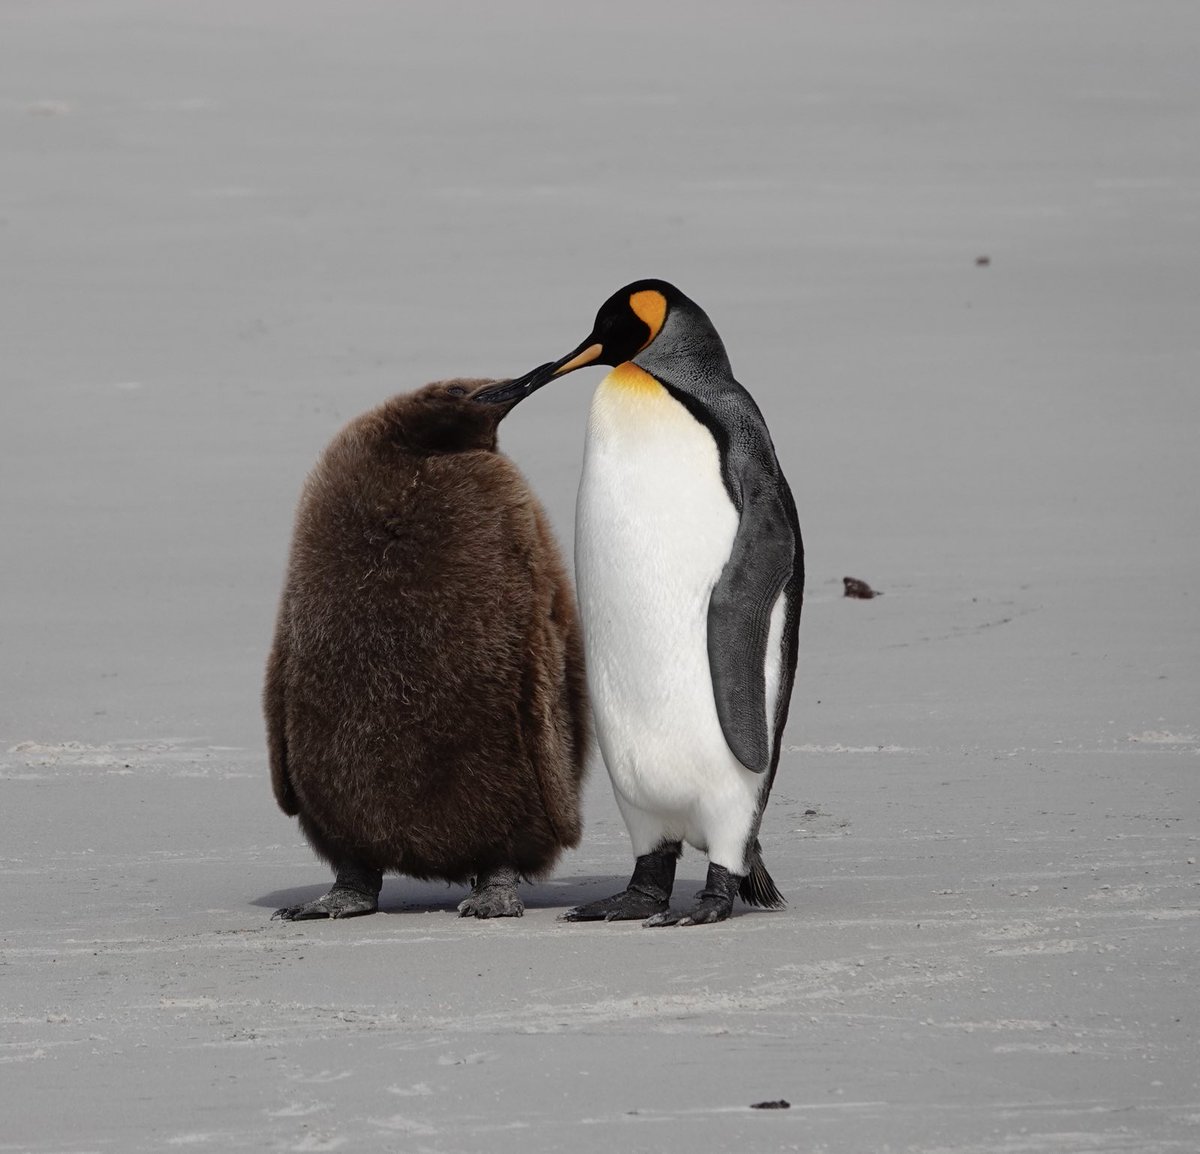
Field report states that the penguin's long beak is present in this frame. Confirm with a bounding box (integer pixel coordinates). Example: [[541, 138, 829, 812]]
[[473, 336, 605, 406]]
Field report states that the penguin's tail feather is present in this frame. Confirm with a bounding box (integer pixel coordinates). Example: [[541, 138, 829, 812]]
[[739, 841, 786, 909]]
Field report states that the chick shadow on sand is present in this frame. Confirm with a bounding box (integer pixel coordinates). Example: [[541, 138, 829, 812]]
[[251, 874, 699, 919]]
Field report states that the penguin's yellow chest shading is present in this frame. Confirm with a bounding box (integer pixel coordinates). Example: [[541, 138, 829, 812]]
[[588, 362, 691, 444], [603, 361, 668, 397]]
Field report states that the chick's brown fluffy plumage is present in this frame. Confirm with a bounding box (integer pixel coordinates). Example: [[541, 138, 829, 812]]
[[264, 379, 588, 883]]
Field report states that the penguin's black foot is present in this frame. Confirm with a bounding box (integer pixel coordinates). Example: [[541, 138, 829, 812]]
[[644, 862, 740, 928], [272, 862, 383, 921], [561, 844, 680, 922], [457, 866, 524, 919], [562, 887, 669, 922]]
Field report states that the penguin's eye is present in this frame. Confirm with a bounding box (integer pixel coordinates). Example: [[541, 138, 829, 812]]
[[445, 385, 468, 397]]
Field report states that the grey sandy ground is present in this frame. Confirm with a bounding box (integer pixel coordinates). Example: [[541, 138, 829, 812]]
[[3, 734, 1196, 1152], [2, 3, 1198, 1151]]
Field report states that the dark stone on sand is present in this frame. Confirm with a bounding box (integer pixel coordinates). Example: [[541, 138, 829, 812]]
[[843, 576, 880, 599]]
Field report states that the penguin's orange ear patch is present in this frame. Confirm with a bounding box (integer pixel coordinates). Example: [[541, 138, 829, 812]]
[[629, 289, 667, 349]]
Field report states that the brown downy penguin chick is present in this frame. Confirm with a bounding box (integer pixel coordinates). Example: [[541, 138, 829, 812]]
[[264, 378, 589, 920]]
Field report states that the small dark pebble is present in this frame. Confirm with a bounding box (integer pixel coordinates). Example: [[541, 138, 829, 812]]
[[751, 1099, 791, 1110], [843, 576, 880, 599], [976, 255, 991, 266], [804, 808, 817, 816]]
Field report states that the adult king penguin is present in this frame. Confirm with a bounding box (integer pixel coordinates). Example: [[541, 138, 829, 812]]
[[475, 280, 803, 926]]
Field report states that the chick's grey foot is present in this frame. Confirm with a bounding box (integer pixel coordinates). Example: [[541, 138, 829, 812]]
[[562, 844, 680, 922], [457, 866, 524, 919], [273, 862, 383, 921], [645, 862, 741, 927]]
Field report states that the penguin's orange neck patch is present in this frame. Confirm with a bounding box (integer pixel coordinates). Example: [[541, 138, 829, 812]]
[[606, 362, 663, 395], [629, 289, 667, 348]]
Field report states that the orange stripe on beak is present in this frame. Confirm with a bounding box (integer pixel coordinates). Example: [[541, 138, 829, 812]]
[[552, 342, 604, 376]]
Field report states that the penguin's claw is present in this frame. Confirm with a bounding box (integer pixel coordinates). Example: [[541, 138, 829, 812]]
[[643, 896, 732, 927], [643, 909, 682, 927], [560, 887, 669, 922], [272, 884, 378, 921], [456, 888, 524, 919], [457, 867, 524, 918]]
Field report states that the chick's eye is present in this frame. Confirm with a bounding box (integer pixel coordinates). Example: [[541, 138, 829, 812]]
[[446, 385, 468, 397]]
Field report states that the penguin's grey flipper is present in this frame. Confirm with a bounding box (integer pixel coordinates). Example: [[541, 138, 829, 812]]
[[706, 480, 797, 774], [273, 862, 383, 921], [561, 845, 679, 922], [645, 862, 740, 927], [457, 866, 524, 919]]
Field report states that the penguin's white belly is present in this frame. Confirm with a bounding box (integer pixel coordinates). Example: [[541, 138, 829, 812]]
[[575, 368, 756, 825]]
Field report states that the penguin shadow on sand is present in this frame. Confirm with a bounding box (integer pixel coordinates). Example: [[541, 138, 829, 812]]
[[252, 875, 644, 920]]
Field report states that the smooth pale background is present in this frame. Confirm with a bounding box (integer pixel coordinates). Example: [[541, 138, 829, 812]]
[[2, 3, 1197, 1152]]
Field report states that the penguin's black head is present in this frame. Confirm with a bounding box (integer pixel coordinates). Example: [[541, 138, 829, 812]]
[[585, 278, 678, 365], [474, 279, 684, 406]]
